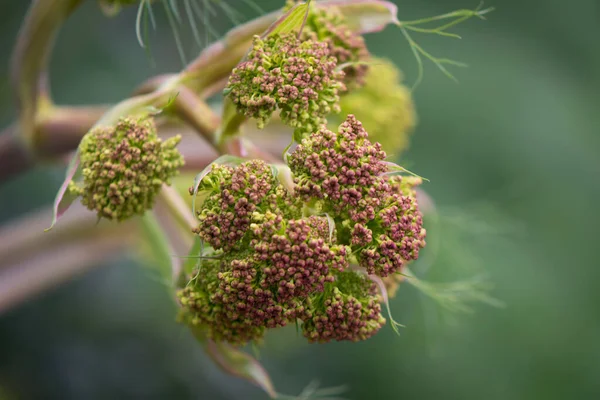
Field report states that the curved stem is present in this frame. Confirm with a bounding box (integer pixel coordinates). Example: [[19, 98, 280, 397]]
[[11, 0, 83, 148], [172, 86, 221, 145], [0, 105, 107, 182]]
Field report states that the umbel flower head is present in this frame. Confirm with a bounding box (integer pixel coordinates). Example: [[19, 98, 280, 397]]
[[69, 116, 184, 221], [192, 159, 301, 252], [225, 32, 345, 138], [181, 161, 351, 344], [302, 270, 385, 343], [285, 0, 370, 88], [181, 117, 427, 346], [181, 215, 349, 345], [333, 57, 416, 155], [289, 114, 427, 277]]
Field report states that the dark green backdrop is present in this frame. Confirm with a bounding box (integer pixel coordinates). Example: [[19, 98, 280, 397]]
[[1, 1, 599, 399]]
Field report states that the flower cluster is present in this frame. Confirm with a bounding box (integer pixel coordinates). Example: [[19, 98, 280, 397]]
[[333, 58, 416, 155], [302, 271, 385, 343], [289, 114, 388, 222], [180, 160, 358, 345], [225, 33, 345, 138], [289, 115, 426, 277], [69, 117, 183, 221], [285, 0, 370, 88], [181, 4, 427, 347], [180, 113, 426, 346], [192, 160, 290, 251]]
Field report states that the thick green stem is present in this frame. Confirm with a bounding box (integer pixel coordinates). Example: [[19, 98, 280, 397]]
[[11, 0, 83, 150], [172, 86, 221, 144]]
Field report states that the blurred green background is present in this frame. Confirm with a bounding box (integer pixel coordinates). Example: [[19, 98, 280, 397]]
[[1, 0, 599, 399]]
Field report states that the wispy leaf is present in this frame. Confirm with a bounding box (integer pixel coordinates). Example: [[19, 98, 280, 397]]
[[277, 380, 348, 400], [404, 267, 505, 314]]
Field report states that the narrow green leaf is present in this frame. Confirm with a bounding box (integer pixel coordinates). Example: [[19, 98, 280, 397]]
[[45, 149, 82, 232], [383, 161, 429, 182], [262, 1, 310, 38], [136, 0, 149, 48], [368, 273, 404, 335], [404, 267, 505, 313], [163, 0, 186, 65], [348, 265, 404, 335]]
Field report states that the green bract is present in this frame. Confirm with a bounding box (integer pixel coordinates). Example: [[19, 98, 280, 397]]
[[69, 117, 184, 221]]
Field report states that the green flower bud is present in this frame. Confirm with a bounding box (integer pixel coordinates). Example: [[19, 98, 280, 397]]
[[69, 117, 184, 221], [332, 58, 416, 155], [225, 33, 345, 139]]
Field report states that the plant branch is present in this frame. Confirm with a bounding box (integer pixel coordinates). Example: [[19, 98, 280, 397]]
[[0, 232, 131, 314], [11, 0, 83, 149]]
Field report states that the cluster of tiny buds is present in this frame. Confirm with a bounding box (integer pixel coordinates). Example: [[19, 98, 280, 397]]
[[225, 32, 345, 138], [183, 161, 356, 344], [289, 114, 388, 221], [252, 216, 348, 301], [181, 107, 429, 343], [302, 271, 385, 343], [70, 116, 183, 221], [289, 114, 426, 277], [178, 259, 269, 345], [192, 160, 276, 251], [285, 0, 370, 88]]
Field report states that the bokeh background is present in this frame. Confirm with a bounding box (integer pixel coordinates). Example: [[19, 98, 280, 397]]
[[1, 0, 599, 399]]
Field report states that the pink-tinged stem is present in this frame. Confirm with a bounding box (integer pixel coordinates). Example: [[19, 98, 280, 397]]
[[0, 233, 130, 314]]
